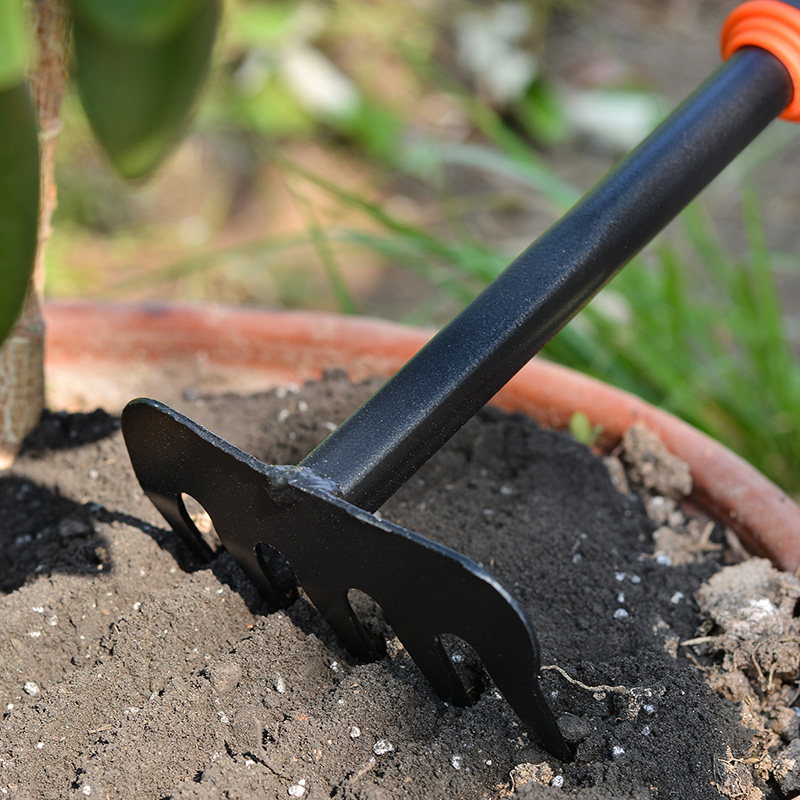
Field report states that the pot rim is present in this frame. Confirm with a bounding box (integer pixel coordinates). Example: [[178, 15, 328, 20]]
[[44, 300, 800, 574]]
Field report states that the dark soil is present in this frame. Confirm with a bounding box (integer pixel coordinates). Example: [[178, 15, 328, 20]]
[[0, 373, 772, 799]]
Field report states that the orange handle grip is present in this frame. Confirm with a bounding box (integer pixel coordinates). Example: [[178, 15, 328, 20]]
[[721, 0, 800, 121]]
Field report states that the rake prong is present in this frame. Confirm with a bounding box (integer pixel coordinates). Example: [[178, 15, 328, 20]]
[[394, 630, 471, 707], [303, 586, 385, 663]]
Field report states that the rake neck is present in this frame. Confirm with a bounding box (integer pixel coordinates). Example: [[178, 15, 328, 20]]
[[302, 47, 792, 513]]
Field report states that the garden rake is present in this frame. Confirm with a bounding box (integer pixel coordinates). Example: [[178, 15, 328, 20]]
[[122, 0, 800, 762]]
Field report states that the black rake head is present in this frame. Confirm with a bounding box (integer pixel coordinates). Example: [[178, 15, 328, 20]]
[[122, 397, 572, 761]]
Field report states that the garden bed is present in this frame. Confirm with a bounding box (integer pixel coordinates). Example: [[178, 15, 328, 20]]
[[1, 372, 797, 799]]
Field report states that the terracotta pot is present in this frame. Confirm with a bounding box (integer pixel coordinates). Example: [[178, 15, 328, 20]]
[[45, 300, 800, 574]]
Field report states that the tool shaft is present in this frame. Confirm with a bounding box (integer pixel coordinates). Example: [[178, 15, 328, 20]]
[[302, 47, 791, 512]]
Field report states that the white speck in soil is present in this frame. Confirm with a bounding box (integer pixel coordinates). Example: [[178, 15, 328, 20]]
[[245, 759, 256, 768], [288, 779, 306, 797], [642, 725, 652, 736], [485, 760, 493, 766], [277, 409, 290, 423], [613, 608, 630, 620], [615, 572, 626, 582], [572, 554, 582, 564], [612, 745, 625, 759], [451, 755, 463, 770], [31, 606, 43, 613], [644, 703, 656, 715], [297, 400, 309, 412], [552, 775, 565, 787], [373, 739, 394, 755], [132, 602, 142, 611], [28, 631, 40, 638], [329, 661, 340, 673], [48, 616, 57, 626], [81, 786, 92, 796], [350, 726, 361, 738], [275, 675, 286, 694], [451, 653, 464, 663], [217, 712, 230, 725], [670, 591, 684, 604], [630, 574, 642, 583], [88, 470, 99, 480], [655, 553, 672, 566], [617, 592, 625, 603], [23, 682, 39, 696], [36, 742, 43, 749]]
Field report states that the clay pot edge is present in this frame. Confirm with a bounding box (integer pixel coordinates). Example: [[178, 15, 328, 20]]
[[44, 300, 800, 573]]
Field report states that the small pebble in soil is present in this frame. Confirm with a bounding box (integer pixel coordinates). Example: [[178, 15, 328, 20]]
[[373, 739, 394, 755], [558, 713, 591, 744], [350, 726, 361, 738], [552, 775, 565, 787], [450, 755, 463, 770], [287, 778, 306, 797], [612, 745, 625, 759], [613, 608, 629, 620], [670, 591, 684, 604], [22, 682, 39, 696]]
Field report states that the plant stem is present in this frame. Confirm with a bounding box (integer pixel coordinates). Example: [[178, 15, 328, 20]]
[[0, 0, 69, 468]]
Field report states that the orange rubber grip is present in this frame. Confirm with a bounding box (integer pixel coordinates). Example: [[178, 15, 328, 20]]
[[721, 0, 800, 121]]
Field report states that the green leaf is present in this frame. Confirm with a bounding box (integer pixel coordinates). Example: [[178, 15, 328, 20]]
[[74, 0, 220, 180], [0, 83, 39, 345]]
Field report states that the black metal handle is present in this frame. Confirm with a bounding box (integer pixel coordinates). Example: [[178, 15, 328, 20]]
[[302, 46, 792, 512]]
